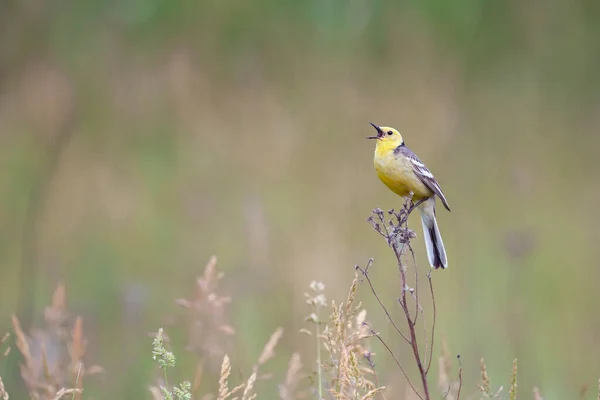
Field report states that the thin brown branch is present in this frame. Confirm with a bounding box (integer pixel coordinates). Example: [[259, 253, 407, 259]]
[[393, 241, 429, 400], [363, 322, 423, 400], [407, 242, 429, 377], [424, 272, 436, 375], [355, 262, 411, 345], [390, 229, 429, 398], [409, 236, 436, 381]]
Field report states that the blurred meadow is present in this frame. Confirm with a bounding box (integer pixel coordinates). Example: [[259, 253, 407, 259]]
[[2, 0, 600, 398]]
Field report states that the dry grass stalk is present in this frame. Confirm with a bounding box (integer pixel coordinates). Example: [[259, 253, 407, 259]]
[[241, 326, 284, 399], [278, 352, 305, 400], [152, 256, 283, 400], [305, 280, 326, 397], [479, 358, 512, 400], [0, 376, 8, 400], [151, 256, 236, 399], [508, 359, 517, 400], [241, 372, 257, 400], [313, 273, 384, 400], [175, 256, 235, 369], [479, 358, 492, 397], [217, 355, 230, 399], [11, 316, 32, 373], [10, 284, 102, 400], [257, 327, 284, 367], [0, 332, 9, 399]]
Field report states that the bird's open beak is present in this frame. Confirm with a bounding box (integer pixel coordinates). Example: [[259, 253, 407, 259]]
[[366, 122, 383, 139]]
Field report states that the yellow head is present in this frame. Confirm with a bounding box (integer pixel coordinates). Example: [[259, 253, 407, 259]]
[[366, 123, 404, 151]]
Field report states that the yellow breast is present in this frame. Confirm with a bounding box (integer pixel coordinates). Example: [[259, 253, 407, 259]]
[[373, 144, 432, 200]]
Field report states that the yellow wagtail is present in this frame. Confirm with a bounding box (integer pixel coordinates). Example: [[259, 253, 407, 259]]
[[367, 123, 450, 269]]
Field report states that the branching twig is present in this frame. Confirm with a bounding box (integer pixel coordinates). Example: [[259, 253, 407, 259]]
[[363, 197, 437, 400], [355, 262, 410, 345], [363, 322, 423, 400], [393, 240, 430, 400]]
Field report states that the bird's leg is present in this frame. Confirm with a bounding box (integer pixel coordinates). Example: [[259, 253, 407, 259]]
[[407, 197, 426, 217]]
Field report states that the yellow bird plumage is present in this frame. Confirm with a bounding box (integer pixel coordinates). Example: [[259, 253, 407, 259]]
[[367, 123, 450, 269]]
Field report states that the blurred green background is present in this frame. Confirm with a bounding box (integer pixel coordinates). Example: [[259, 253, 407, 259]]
[[1, 0, 600, 398]]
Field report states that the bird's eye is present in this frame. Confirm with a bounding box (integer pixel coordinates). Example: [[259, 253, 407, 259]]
[[387, 131, 393, 136]]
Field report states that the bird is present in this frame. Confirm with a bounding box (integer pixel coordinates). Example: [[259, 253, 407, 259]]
[[367, 122, 450, 269]]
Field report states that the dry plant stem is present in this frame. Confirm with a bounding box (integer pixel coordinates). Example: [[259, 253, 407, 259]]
[[355, 262, 410, 344], [315, 305, 323, 399], [509, 359, 517, 400], [364, 322, 423, 400], [404, 214, 436, 374], [424, 273, 436, 375], [408, 244, 434, 376], [393, 240, 430, 400], [367, 199, 435, 400], [399, 201, 433, 400]]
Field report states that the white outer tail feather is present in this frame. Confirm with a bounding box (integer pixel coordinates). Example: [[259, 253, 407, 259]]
[[418, 197, 448, 269]]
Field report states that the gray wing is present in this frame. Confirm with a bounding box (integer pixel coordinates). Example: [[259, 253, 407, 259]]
[[395, 145, 451, 211]]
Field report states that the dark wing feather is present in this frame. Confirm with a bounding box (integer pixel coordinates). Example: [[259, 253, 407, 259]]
[[395, 145, 451, 211]]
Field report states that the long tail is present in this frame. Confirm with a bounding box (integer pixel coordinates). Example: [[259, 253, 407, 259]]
[[418, 197, 448, 269]]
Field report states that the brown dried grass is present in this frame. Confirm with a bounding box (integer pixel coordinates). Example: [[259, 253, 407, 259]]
[[9, 284, 102, 400], [150, 256, 290, 400]]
